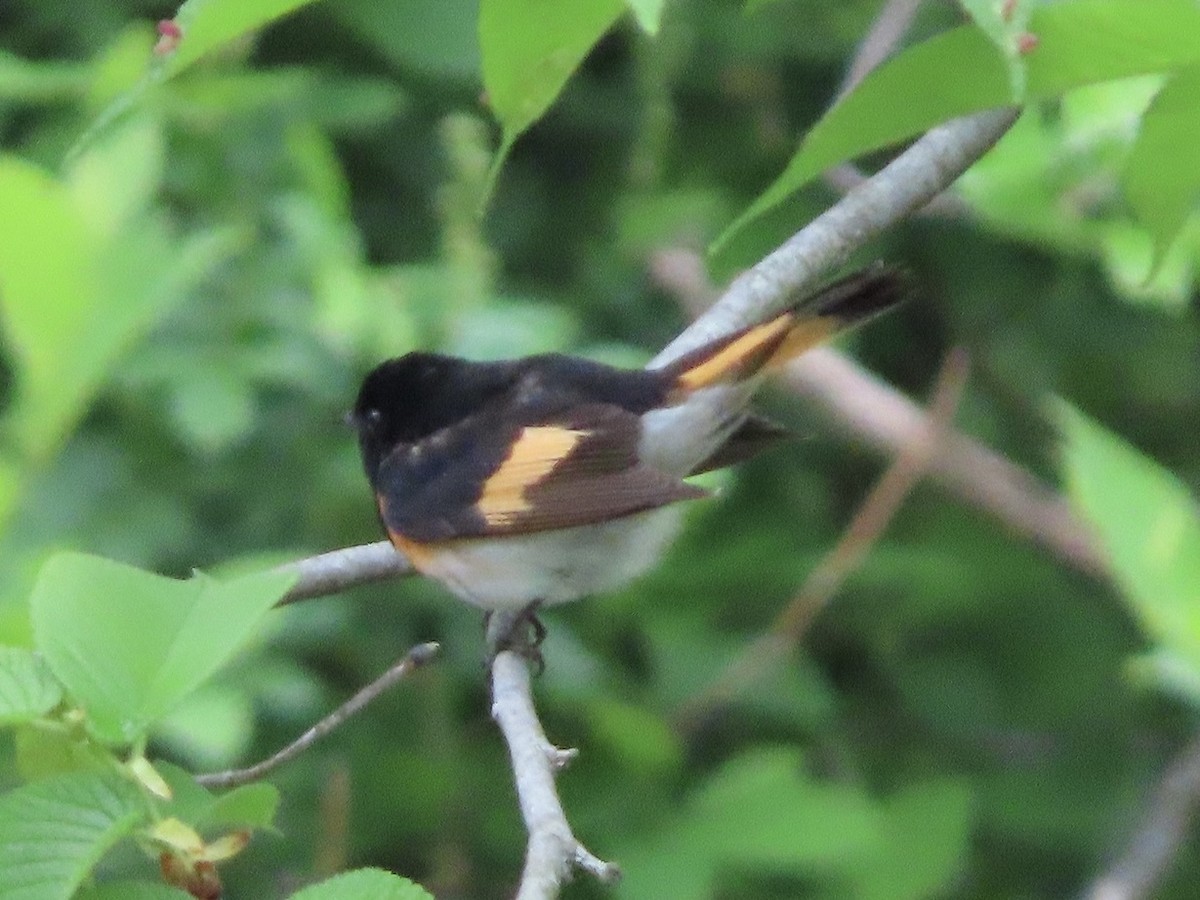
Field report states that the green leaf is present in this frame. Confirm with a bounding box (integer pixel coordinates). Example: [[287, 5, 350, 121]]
[[479, 0, 624, 176], [0, 51, 89, 102], [617, 748, 879, 897], [0, 647, 63, 725], [166, 0, 325, 76], [1122, 66, 1200, 275], [0, 772, 146, 900], [155, 762, 280, 834], [626, 0, 666, 35], [0, 157, 101, 463], [333, 0, 480, 80], [200, 782, 280, 832], [588, 699, 682, 776], [714, 0, 1200, 256], [841, 781, 973, 900], [77, 882, 192, 900], [959, 0, 1033, 99], [30, 553, 296, 745], [1056, 402, 1200, 673], [289, 867, 435, 900]]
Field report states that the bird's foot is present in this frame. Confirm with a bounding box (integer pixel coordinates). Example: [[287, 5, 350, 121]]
[[484, 602, 546, 675]]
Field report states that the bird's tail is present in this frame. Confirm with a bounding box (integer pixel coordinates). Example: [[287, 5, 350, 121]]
[[666, 263, 905, 394]]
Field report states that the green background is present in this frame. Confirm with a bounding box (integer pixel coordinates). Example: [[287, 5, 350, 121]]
[[1, 0, 1199, 897]]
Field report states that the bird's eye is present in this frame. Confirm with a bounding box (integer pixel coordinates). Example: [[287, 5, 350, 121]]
[[365, 408, 383, 427]]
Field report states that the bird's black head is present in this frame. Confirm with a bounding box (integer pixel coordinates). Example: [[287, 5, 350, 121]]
[[349, 353, 460, 484]]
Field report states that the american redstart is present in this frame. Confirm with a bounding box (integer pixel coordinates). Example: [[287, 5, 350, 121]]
[[350, 264, 902, 616]]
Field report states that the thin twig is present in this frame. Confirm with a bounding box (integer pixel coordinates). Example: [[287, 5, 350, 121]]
[[196, 642, 440, 790], [1084, 733, 1200, 900], [676, 346, 970, 727], [487, 614, 620, 899]]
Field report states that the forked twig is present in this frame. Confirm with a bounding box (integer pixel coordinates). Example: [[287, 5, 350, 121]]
[[486, 613, 620, 899]]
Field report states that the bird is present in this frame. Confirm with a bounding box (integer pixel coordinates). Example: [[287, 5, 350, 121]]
[[349, 264, 903, 633]]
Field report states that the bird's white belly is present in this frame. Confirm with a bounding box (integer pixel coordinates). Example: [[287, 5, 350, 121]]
[[420, 506, 685, 611]]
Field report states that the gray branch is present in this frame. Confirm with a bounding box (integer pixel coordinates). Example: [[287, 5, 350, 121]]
[[652, 107, 1020, 366], [487, 613, 620, 899]]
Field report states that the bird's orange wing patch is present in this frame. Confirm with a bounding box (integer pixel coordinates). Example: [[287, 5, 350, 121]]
[[477, 425, 589, 527]]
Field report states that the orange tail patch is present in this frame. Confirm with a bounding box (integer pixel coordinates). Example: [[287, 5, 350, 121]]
[[673, 314, 793, 392], [669, 263, 904, 395]]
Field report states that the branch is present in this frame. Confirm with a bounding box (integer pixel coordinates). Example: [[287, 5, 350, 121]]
[[782, 348, 1104, 576], [677, 346, 970, 726], [196, 642, 440, 790], [487, 613, 619, 899], [276, 540, 412, 606], [649, 247, 1105, 579], [651, 106, 1019, 366], [1083, 734, 1200, 900], [823, 0, 971, 220]]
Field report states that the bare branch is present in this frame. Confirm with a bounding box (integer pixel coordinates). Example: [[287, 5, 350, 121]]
[[487, 614, 619, 899], [677, 346, 970, 726], [276, 540, 412, 606], [648, 247, 1105, 579], [783, 348, 1104, 576], [1084, 734, 1200, 900], [823, 0, 971, 220], [196, 642, 440, 790], [652, 107, 1019, 366]]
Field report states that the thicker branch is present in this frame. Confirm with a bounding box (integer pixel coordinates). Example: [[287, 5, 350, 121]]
[[276, 540, 411, 606], [652, 107, 1020, 366]]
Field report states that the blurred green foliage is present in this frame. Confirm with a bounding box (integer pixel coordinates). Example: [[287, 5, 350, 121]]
[[0, 0, 1199, 897]]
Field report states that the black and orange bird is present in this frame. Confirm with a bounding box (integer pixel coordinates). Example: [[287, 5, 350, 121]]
[[350, 265, 902, 621]]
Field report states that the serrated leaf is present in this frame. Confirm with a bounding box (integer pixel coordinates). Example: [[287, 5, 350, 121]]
[[289, 867, 435, 900], [479, 0, 624, 174], [13, 724, 110, 781], [1056, 402, 1200, 673], [714, 0, 1200, 257], [0, 772, 145, 900], [30, 553, 295, 745], [1122, 66, 1200, 275], [0, 646, 63, 725]]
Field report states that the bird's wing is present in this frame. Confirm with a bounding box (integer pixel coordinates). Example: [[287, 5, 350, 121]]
[[375, 402, 706, 542]]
